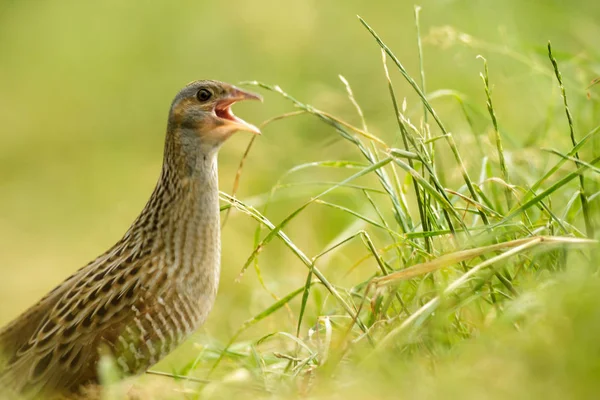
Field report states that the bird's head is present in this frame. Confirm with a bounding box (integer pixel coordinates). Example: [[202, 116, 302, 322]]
[[167, 80, 262, 151]]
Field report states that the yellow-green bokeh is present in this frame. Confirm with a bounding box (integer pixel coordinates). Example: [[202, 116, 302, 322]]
[[0, 0, 598, 377]]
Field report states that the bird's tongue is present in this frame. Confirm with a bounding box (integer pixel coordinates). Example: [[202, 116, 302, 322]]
[[215, 101, 261, 135]]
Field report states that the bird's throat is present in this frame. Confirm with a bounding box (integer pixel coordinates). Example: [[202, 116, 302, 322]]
[[131, 138, 222, 290]]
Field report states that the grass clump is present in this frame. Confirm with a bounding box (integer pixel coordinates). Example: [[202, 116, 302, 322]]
[[98, 11, 600, 400]]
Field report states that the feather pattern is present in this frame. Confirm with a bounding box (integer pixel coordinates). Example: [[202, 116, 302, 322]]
[[0, 80, 258, 398]]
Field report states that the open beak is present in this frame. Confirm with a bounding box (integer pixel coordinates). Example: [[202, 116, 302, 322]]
[[214, 87, 263, 135]]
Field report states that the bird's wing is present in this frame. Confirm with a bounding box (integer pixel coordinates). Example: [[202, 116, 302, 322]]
[[0, 271, 78, 398], [0, 273, 77, 361], [0, 248, 169, 396]]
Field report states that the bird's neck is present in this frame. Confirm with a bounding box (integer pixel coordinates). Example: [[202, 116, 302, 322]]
[[161, 133, 220, 194], [127, 133, 222, 286]]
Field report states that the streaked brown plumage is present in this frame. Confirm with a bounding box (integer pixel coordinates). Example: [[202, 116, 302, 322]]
[[0, 80, 261, 398]]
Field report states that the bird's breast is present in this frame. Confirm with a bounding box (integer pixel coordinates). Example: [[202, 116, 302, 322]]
[[169, 184, 222, 326]]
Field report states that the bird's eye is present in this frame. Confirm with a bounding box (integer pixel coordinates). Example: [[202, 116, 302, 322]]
[[196, 88, 212, 102]]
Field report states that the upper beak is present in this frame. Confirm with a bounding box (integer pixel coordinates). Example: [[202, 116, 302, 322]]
[[215, 87, 263, 135], [230, 87, 263, 103]]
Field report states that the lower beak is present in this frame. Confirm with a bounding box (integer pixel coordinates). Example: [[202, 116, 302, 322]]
[[216, 87, 263, 135]]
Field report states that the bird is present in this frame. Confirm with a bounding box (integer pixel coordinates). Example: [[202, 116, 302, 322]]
[[0, 80, 262, 398]]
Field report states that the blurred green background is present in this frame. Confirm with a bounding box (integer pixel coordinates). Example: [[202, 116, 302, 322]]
[[0, 0, 598, 381]]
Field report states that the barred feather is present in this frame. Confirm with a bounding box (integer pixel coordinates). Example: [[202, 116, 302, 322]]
[[0, 80, 259, 398]]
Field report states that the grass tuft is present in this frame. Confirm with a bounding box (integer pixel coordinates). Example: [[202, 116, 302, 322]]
[[137, 11, 600, 400], [547, 41, 594, 237]]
